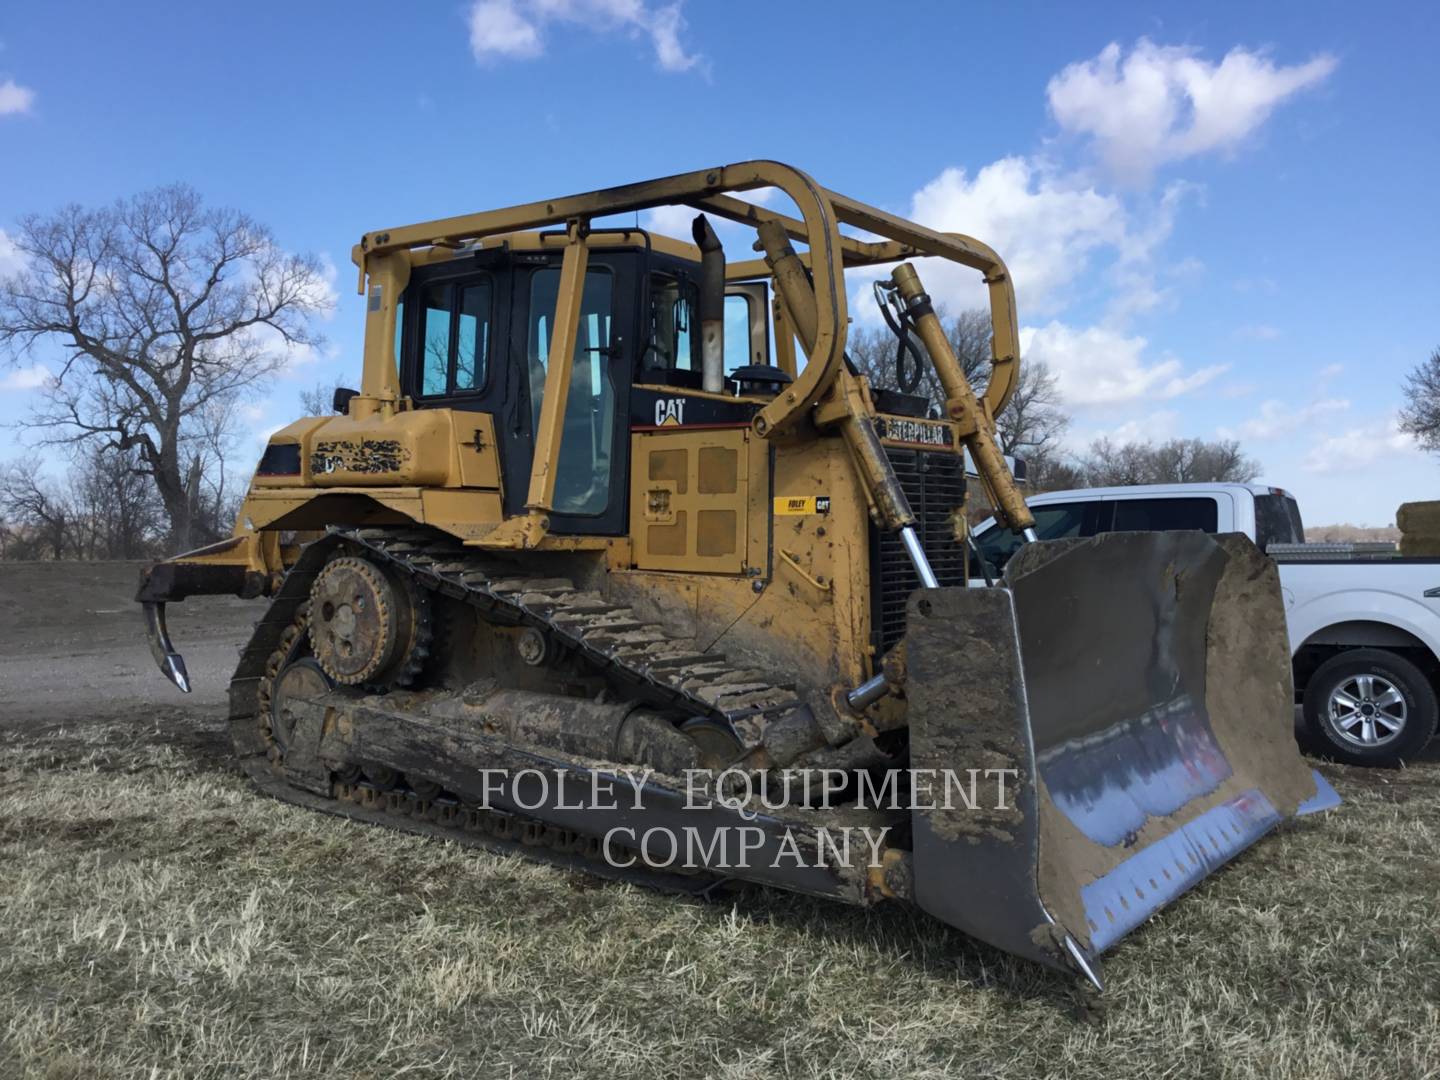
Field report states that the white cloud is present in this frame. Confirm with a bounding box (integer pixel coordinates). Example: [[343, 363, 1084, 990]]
[[641, 189, 776, 247], [0, 228, 25, 278], [1105, 179, 1199, 321], [1021, 320, 1225, 407], [0, 77, 34, 116], [1047, 39, 1337, 182], [1219, 380, 1259, 400], [641, 203, 698, 240], [242, 322, 325, 375], [1218, 396, 1349, 441], [1, 363, 51, 391], [305, 253, 340, 320], [903, 156, 1125, 315], [1095, 409, 1180, 446], [256, 421, 288, 446], [1302, 416, 1421, 474], [469, 0, 543, 59], [852, 155, 1202, 326], [468, 0, 701, 73], [1233, 323, 1281, 341], [644, 2, 694, 72], [239, 402, 290, 446]]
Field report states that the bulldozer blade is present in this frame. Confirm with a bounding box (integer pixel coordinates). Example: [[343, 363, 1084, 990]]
[[903, 531, 1338, 987]]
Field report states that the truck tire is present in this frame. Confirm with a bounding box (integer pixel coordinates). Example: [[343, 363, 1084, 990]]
[[1302, 649, 1438, 766]]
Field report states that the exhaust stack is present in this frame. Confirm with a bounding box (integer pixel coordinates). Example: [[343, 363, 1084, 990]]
[[692, 214, 725, 393]]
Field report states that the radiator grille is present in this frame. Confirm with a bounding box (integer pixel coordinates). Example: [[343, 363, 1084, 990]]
[[871, 449, 968, 654]]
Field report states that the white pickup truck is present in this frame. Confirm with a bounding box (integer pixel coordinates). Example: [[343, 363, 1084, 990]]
[[971, 482, 1440, 766]]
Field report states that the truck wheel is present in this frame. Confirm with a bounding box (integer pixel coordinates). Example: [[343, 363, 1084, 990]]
[[1302, 649, 1438, 766]]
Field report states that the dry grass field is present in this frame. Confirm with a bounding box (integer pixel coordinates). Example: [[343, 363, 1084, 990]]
[[1, 563, 1438, 1079]]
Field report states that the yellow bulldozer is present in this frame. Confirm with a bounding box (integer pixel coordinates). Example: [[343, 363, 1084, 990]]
[[137, 161, 1337, 988]]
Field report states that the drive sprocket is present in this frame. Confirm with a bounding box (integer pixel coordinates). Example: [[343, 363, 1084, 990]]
[[307, 555, 430, 688]]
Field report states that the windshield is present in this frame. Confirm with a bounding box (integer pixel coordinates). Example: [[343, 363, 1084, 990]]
[[974, 501, 1089, 578]]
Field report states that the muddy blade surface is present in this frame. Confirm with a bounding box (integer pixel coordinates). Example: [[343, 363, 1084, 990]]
[[903, 531, 1337, 983]]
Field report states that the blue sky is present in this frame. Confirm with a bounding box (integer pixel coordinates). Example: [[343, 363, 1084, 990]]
[[1, 1, 1436, 525]]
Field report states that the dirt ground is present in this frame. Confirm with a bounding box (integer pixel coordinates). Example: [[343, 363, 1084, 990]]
[[1, 562, 1438, 1079]]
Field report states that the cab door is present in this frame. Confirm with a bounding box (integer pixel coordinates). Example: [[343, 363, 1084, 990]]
[[505, 252, 636, 535]]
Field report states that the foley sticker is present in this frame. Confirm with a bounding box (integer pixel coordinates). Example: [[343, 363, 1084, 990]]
[[774, 496, 831, 515]]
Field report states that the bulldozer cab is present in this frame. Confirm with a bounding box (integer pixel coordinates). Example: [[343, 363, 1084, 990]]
[[397, 242, 629, 533], [394, 238, 771, 538]]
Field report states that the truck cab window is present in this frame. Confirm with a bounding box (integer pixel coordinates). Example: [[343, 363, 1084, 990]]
[[1111, 497, 1217, 533], [529, 267, 615, 516], [1254, 494, 1305, 548], [976, 502, 1088, 577]]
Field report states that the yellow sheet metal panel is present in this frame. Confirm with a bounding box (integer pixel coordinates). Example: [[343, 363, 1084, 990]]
[[649, 447, 688, 494], [769, 437, 871, 683], [697, 510, 738, 557], [648, 511, 689, 557], [240, 487, 424, 531], [419, 488, 505, 542], [630, 429, 749, 574], [308, 409, 454, 488], [697, 446, 738, 494], [453, 412, 502, 491]]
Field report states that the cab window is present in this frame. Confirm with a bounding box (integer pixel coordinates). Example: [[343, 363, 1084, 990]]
[[528, 267, 615, 517], [724, 293, 754, 374], [646, 272, 696, 372], [417, 277, 491, 396]]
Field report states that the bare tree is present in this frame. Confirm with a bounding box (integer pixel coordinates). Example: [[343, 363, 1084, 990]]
[[1399, 347, 1440, 452], [848, 308, 1069, 459], [0, 448, 164, 560], [1064, 436, 1260, 488], [1024, 449, 1087, 493], [299, 380, 345, 417], [0, 458, 76, 559], [994, 361, 1068, 459], [68, 446, 165, 559], [0, 185, 330, 550]]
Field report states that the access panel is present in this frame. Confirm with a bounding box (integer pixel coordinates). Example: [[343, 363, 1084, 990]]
[[630, 429, 752, 574]]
